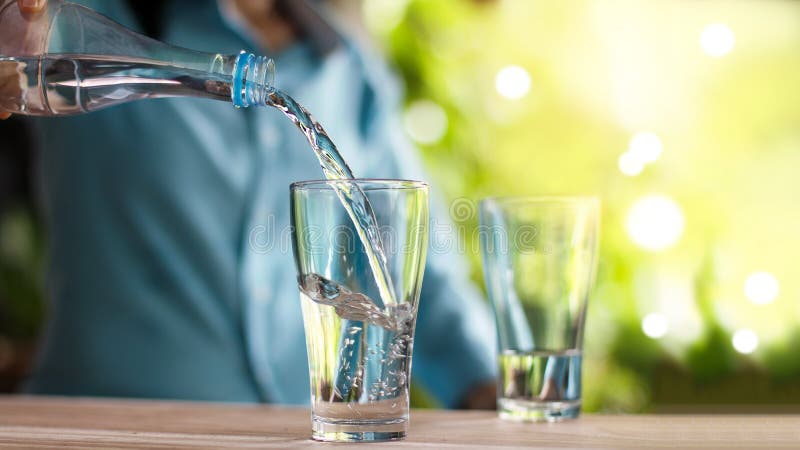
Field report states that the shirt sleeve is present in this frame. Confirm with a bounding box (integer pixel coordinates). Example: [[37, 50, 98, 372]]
[[351, 46, 497, 408]]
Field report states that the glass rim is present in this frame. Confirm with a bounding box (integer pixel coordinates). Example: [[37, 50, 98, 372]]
[[480, 195, 600, 207], [290, 178, 429, 191]]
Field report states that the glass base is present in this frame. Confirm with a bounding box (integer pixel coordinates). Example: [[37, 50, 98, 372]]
[[498, 398, 581, 422], [311, 417, 407, 442]]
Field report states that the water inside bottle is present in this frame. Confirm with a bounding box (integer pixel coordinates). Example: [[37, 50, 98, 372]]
[[0, 54, 233, 115]]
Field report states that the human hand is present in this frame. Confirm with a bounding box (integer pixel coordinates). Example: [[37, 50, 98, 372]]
[[0, 0, 48, 120]]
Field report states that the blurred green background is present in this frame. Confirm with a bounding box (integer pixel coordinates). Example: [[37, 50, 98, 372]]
[[364, 0, 800, 412], [1, 0, 799, 412]]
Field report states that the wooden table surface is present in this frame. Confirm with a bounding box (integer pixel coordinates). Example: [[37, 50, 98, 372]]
[[0, 396, 797, 449]]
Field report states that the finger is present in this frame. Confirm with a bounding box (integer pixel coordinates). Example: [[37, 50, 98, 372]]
[[0, 112, 12, 120], [17, 0, 47, 14]]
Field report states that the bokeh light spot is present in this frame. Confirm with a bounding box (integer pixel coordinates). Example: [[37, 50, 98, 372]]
[[743, 272, 779, 305], [403, 99, 448, 145], [700, 23, 735, 57], [642, 313, 669, 339], [625, 195, 685, 251], [494, 65, 531, 100], [732, 329, 759, 354], [629, 132, 663, 164], [618, 151, 644, 176]]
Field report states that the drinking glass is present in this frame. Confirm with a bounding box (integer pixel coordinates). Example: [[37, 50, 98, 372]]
[[479, 197, 599, 422], [290, 179, 429, 442]]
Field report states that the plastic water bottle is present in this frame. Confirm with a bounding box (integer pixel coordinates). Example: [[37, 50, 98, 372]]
[[0, 0, 274, 116]]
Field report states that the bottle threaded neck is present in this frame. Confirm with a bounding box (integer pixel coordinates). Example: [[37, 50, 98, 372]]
[[231, 52, 275, 108]]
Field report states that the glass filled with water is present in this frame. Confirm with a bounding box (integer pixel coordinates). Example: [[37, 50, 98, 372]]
[[479, 197, 599, 421], [290, 179, 429, 442]]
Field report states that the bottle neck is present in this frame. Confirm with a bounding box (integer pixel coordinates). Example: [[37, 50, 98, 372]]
[[230, 51, 275, 108], [172, 50, 274, 107]]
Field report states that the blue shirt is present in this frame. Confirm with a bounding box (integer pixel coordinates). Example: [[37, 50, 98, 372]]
[[26, 0, 496, 408]]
